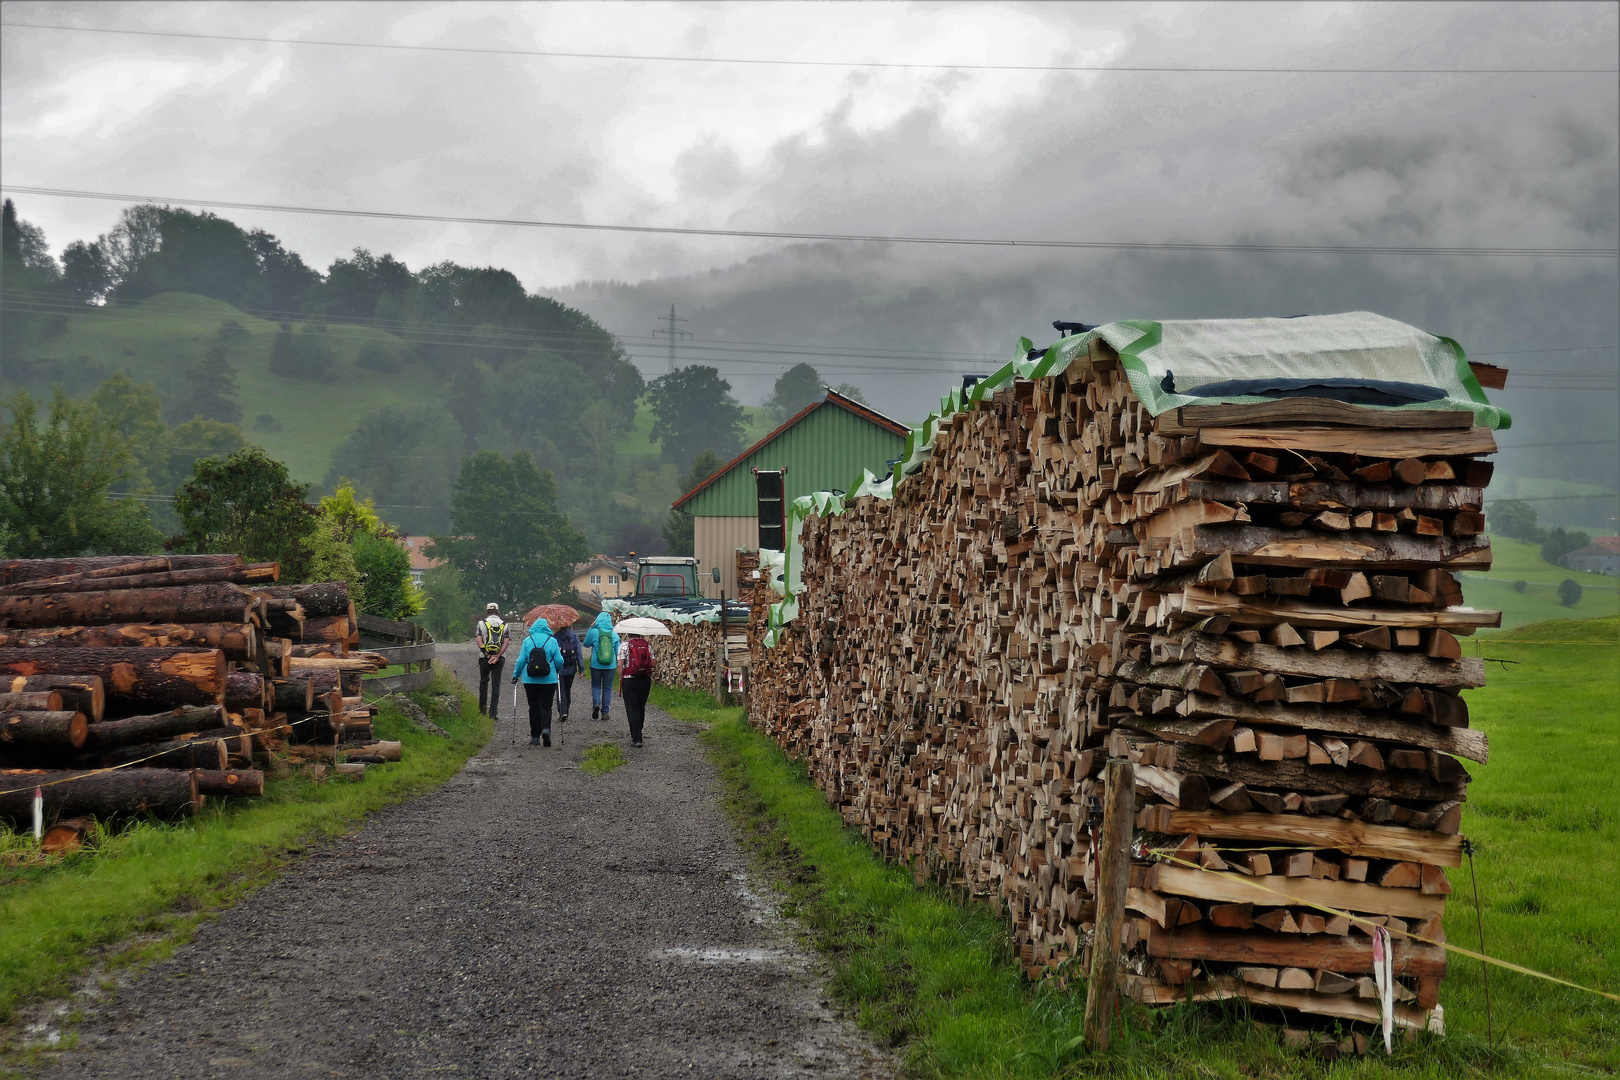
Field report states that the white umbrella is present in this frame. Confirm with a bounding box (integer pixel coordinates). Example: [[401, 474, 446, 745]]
[[615, 616, 673, 637]]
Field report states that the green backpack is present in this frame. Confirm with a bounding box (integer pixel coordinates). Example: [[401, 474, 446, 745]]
[[594, 630, 615, 666]]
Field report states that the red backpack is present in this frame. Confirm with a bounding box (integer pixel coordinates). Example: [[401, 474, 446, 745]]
[[624, 636, 655, 678]]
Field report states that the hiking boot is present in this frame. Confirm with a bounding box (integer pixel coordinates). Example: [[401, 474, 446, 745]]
[[529, 736, 540, 746], [591, 706, 599, 720], [542, 729, 552, 747], [631, 739, 644, 748]]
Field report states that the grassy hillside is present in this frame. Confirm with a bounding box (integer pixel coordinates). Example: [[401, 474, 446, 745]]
[[14, 292, 440, 487], [1451, 616, 1620, 1064], [16, 293, 786, 527], [1460, 535, 1618, 631]]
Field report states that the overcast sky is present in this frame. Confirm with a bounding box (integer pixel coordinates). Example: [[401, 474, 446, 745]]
[[2, 2, 1617, 510]]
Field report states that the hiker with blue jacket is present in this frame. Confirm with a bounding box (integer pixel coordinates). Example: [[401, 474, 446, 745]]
[[510, 618, 566, 746], [553, 620, 584, 722], [581, 612, 620, 720]]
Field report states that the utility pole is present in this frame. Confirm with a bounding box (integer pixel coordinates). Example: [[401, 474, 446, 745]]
[[651, 304, 691, 374]]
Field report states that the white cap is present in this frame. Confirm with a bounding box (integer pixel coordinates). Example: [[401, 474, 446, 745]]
[[486, 602, 500, 612]]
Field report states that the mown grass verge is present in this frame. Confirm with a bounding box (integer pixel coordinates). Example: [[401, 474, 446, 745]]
[[675, 617, 1618, 1079], [0, 667, 490, 1028]]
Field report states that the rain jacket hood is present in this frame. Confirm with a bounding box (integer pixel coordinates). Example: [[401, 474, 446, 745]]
[[512, 620, 564, 685], [583, 613, 621, 670]]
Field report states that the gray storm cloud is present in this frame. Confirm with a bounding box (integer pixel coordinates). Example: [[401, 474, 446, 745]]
[[3, 0, 1616, 507]]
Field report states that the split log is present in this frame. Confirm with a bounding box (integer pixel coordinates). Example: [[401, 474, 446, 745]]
[[1176, 693, 1488, 763], [1148, 864, 1447, 920], [0, 583, 253, 629], [1140, 807, 1462, 866], [4, 675, 105, 721], [85, 705, 227, 749], [0, 768, 201, 821], [0, 710, 88, 749], [1162, 744, 1466, 801], [0, 622, 257, 659], [1156, 632, 1485, 688], [0, 648, 225, 711]]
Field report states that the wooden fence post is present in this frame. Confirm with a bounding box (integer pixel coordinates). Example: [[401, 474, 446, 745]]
[[1084, 758, 1136, 1050]]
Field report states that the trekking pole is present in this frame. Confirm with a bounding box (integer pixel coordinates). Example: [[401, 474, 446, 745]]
[[511, 677, 518, 746]]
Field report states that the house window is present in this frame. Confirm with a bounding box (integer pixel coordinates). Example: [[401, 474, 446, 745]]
[[590, 575, 602, 584], [608, 575, 618, 584]]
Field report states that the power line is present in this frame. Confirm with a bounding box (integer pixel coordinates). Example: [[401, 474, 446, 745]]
[[4, 21, 1614, 75], [5, 184, 1615, 258]]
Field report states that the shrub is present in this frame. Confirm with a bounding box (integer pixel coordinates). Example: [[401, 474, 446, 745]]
[[356, 340, 401, 373], [1512, 579, 1528, 593], [1557, 578, 1583, 608]]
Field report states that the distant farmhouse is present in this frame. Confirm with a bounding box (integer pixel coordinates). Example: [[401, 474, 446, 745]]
[[401, 536, 443, 587], [1563, 536, 1620, 576], [672, 389, 909, 598]]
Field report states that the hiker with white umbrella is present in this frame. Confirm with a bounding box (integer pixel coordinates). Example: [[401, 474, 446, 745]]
[[614, 616, 670, 748]]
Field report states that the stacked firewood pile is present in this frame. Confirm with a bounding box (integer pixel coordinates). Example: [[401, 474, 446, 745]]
[[645, 621, 721, 692], [746, 336, 1500, 1039], [0, 554, 400, 843]]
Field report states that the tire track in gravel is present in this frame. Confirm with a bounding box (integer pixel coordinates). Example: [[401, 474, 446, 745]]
[[29, 643, 890, 1079]]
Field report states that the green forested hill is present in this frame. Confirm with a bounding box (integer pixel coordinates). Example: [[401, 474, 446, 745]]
[[14, 291, 438, 485]]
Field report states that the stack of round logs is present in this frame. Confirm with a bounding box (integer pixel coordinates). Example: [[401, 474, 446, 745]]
[[746, 336, 1499, 1043], [0, 555, 401, 839]]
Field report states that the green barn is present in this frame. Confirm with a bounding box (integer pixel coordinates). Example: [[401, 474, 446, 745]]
[[672, 389, 910, 597]]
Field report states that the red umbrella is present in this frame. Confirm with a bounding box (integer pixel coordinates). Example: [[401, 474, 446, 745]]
[[524, 604, 581, 631]]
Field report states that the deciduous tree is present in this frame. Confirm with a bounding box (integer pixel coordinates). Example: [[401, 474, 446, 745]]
[[429, 451, 587, 609], [0, 389, 162, 557], [647, 366, 744, 473]]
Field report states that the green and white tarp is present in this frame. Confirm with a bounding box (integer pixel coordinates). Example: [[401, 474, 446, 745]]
[[758, 312, 1507, 645], [602, 597, 724, 625]]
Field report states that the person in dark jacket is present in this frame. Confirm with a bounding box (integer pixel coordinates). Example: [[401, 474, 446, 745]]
[[553, 622, 584, 721], [581, 612, 620, 720], [510, 620, 565, 746]]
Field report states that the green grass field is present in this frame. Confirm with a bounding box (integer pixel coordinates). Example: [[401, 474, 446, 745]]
[[1460, 536, 1618, 631], [676, 617, 1620, 1078], [0, 669, 490, 1029]]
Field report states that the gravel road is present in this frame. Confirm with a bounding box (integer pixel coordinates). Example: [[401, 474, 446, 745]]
[[29, 644, 889, 1079]]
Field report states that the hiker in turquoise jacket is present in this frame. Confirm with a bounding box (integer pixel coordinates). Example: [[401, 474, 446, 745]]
[[581, 612, 620, 720], [510, 620, 565, 746]]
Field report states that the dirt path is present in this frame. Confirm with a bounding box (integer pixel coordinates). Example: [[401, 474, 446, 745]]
[[31, 644, 889, 1079]]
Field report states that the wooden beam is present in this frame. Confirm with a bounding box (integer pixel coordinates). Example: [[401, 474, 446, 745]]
[[1149, 864, 1447, 920], [1176, 693, 1488, 764], [1083, 760, 1135, 1049], [1149, 809, 1463, 866], [1168, 400, 1475, 431], [1147, 923, 1448, 976], [1186, 480, 1483, 513], [1172, 524, 1492, 571], [1179, 587, 1501, 632], [1163, 743, 1467, 801], [1187, 425, 1497, 458], [1156, 632, 1485, 688]]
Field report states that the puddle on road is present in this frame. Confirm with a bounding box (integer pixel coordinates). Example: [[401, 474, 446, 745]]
[[655, 946, 792, 964]]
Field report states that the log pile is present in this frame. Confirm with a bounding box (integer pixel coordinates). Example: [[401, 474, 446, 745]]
[[745, 337, 1500, 1040], [647, 620, 723, 692], [0, 555, 398, 829]]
